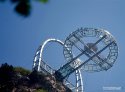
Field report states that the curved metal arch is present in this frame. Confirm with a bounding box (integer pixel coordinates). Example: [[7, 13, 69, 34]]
[[38, 38, 64, 71], [32, 38, 83, 92], [33, 38, 64, 71]]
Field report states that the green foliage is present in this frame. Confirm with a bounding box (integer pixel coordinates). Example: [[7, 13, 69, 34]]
[[35, 89, 47, 92], [0, 0, 49, 17], [37, 0, 48, 3], [14, 0, 31, 17], [29, 70, 45, 84], [0, 63, 71, 92], [0, 63, 17, 91], [0, 63, 49, 92], [14, 66, 31, 76]]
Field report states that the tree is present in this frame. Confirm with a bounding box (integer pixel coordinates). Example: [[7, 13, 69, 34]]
[[0, 63, 17, 91], [0, 0, 48, 17], [14, 66, 31, 76]]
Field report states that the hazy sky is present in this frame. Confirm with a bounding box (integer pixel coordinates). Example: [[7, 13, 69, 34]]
[[0, 0, 125, 92]]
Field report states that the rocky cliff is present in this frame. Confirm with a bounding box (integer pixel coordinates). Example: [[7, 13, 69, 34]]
[[0, 63, 72, 92]]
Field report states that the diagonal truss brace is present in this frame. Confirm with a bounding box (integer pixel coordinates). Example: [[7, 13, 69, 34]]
[[55, 35, 114, 81], [73, 34, 112, 69]]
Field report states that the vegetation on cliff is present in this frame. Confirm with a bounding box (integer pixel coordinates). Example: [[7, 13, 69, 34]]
[[0, 63, 71, 92]]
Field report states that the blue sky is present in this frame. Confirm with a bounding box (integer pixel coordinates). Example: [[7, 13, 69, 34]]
[[0, 0, 125, 92]]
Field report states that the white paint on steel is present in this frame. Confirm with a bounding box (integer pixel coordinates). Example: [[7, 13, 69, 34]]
[[33, 38, 84, 92]]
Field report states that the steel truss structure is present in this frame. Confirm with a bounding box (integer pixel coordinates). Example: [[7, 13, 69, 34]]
[[33, 38, 83, 92], [55, 27, 118, 83], [33, 28, 118, 92]]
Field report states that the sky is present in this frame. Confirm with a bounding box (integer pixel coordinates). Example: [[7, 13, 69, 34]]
[[0, 0, 125, 92]]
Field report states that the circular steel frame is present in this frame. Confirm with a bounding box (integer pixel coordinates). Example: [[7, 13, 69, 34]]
[[63, 28, 118, 72]]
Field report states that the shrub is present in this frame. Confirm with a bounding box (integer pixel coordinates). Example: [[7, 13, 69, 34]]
[[14, 66, 31, 76], [35, 89, 47, 92]]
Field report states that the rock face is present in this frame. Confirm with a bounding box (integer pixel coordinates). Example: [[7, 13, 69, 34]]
[[0, 63, 72, 92], [27, 70, 72, 92], [13, 71, 72, 92]]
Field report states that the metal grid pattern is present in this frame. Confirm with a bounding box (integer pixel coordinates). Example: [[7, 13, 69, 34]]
[[63, 28, 118, 72]]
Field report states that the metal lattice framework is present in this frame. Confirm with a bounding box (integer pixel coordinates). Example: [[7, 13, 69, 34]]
[[33, 27, 118, 92], [55, 28, 118, 82], [63, 28, 118, 72], [32, 38, 83, 92]]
